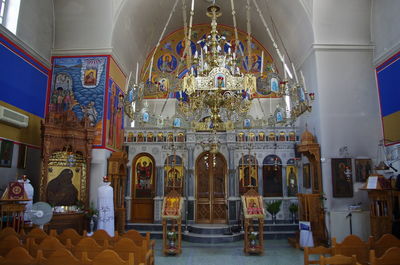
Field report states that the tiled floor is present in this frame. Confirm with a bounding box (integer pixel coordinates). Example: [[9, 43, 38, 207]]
[[154, 239, 304, 265]]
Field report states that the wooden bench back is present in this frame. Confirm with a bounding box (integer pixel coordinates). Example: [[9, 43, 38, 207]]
[[114, 238, 151, 265], [0, 246, 38, 265], [73, 237, 105, 260], [320, 254, 359, 265], [304, 246, 333, 265], [332, 235, 372, 265], [0, 235, 23, 256], [84, 249, 134, 265], [372, 234, 400, 258], [370, 247, 400, 265]]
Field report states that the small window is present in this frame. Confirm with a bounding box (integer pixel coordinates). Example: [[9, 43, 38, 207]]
[[0, 0, 21, 34]]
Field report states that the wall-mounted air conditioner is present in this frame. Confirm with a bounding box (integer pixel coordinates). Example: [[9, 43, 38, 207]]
[[0, 105, 29, 128]]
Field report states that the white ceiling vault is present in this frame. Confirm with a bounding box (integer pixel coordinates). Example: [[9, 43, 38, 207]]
[[54, 0, 314, 75]]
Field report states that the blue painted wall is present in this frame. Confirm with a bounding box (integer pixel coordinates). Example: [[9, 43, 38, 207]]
[[0, 34, 49, 118]]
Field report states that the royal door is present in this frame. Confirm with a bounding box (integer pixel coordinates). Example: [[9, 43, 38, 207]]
[[196, 152, 227, 224], [131, 153, 155, 223]]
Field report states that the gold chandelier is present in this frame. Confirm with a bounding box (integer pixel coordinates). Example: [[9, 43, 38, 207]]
[[124, 1, 313, 130]]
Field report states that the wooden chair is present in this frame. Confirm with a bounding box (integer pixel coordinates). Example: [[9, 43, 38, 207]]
[[24, 227, 48, 244], [122, 230, 153, 249], [42, 248, 82, 265], [370, 247, 400, 265], [332, 235, 373, 265], [0, 235, 24, 256], [121, 230, 154, 261], [83, 249, 134, 265], [371, 234, 400, 258], [52, 228, 86, 245], [320, 254, 359, 265], [72, 237, 105, 260], [29, 235, 71, 258], [0, 246, 39, 265], [89, 230, 116, 247], [304, 245, 333, 265], [0, 227, 20, 240], [113, 238, 152, 265]]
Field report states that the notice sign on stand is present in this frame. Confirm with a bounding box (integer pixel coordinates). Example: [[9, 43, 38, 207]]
[[367, 176, 378, 189]]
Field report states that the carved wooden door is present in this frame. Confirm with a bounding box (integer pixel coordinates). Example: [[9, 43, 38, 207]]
[[196, 152, 227, 224], [131, 153, 155, 223]]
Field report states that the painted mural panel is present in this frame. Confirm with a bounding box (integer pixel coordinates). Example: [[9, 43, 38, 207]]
[[140, 24, 276, 99], [133, 154, 155, 199], [106, 78, 124, 150], [376, 51, 400, 145], [50, 56, 108, 146]]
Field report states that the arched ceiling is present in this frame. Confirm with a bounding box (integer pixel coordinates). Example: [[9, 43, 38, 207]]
[[112, 0, 314, 74]]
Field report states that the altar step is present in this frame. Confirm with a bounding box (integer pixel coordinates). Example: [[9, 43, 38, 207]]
[[125, 222, 298, 243]]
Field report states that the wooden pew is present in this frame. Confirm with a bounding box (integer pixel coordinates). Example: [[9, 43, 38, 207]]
[[304, 245, 333, 265], [121, 230, 154, 263], [0, 227, 21, 241], [320, 254, 360, 265], [113, 237, 152, 265], [82, 249, 134, 265], [332, 235, 373, 265], [41, 248, 81, 265], [88, 229, 117, 247], [0, 235, 24, 256], [370, 247, 400, 265], [24, 227, 48, 244], [28, 235, 72, 258], [371, 234, 400, 258], [51, 228, 86, 245], [72, 237, 106, 260], [0, 246, 40, 265]]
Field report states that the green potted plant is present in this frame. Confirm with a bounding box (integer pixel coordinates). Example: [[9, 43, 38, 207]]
[[289, 203, 298, 223], [266, 200, 282, 223]]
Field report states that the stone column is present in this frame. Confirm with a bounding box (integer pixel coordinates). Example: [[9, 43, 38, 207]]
[[258, 166, 263, 196]]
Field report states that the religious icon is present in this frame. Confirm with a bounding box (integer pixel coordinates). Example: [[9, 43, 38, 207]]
[[157, 53, 178, 73], [287, 166, 298, 197], [173, 118, 181, 128], [244, 119, 251, 128], [332, 158, 353, 197], [214, 74, 225, 88], [271, 77, 279, 93], [135, 156, 153, 198], [47, 168, 78, 206], [303, 163, 311, 189], [0, 140, 13, 168], [355, 159, 372, 182], [84, 70, 97, 86], [143, 112, 149, 122]]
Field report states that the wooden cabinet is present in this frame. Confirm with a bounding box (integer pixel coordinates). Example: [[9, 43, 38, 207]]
[[367, 190, 400, 239], [45, 213, 86, 234]]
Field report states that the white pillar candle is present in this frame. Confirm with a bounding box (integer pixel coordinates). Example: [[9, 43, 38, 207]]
[[292, 62, 299, 83], [135, 62, 139, 84], [260, 51, 264, 75]]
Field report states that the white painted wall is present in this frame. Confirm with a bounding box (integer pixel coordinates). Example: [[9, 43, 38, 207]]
[[17, 0, 53, 61], [371, 0, 400, 65], [296, 0, 382, 239], [90, 149, 112, 208], [53, 0, 113, 52], [313, 0, 372, 45]]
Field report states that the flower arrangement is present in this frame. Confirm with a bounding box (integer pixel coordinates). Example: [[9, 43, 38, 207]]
[[167, 231, 177, 241], [248, 231, 258, 241], [84, 202, 98, 219]]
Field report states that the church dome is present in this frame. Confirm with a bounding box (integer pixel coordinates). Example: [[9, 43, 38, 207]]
[[300, 129, 315, 145]]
